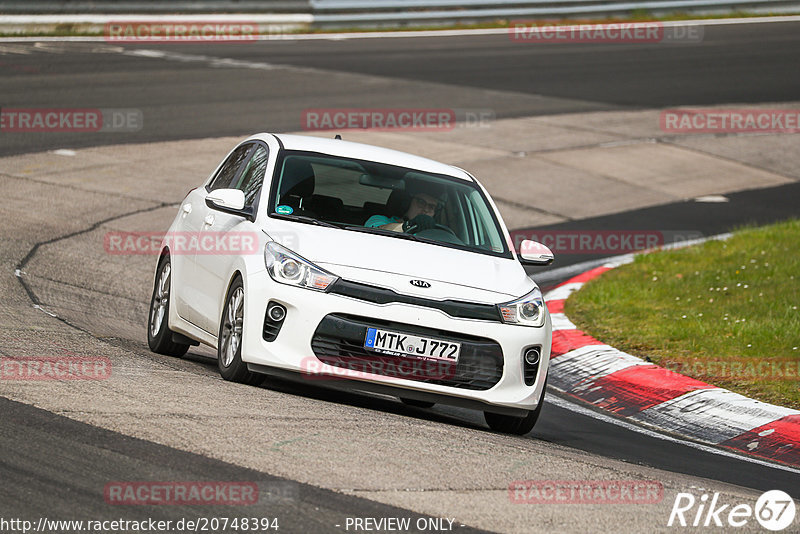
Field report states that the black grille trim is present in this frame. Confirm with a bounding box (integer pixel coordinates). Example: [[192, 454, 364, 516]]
[[311, 314, 504, 391], [328, 279, 502, 322], [263, 318, 281, 342]]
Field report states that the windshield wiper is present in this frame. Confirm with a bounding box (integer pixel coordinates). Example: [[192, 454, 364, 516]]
[[270, 212, 341, 229], [343, 225, 422, 242]]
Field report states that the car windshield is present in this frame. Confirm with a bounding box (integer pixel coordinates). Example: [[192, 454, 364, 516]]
[[269, 150, 510, 257]]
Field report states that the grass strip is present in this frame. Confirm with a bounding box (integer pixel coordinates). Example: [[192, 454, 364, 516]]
[[565, 219, 800, 409]]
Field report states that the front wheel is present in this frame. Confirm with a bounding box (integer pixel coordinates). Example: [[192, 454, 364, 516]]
[[484, 381, 546, 435], [147, 255, 189, 357], [217, 276, 264, 386]]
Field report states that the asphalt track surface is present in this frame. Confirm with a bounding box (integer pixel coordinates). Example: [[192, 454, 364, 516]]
[[1, 397, 487, 534], [1, 20, 799, 156], [524, 181, 800, 270], [1, 19, 800, 532]]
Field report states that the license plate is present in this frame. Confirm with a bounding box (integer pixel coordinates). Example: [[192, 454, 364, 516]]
[[364, 327, 460, 362]]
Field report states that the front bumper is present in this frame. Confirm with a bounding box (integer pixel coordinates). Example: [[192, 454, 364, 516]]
[[311, 313, 504, 390], [241, 272, 552, 413]]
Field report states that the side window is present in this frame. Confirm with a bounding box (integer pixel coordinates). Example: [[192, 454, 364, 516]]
[[467, 189, 504, 252], [207, 143, 253, 192], [234, 145, 269, 208]]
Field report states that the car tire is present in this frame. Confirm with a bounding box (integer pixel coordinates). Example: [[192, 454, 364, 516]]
[[484, 380, 547, 435], [147, 255, 190, 357], [217, 276, 264, 386], [400, 398, 436, 408]]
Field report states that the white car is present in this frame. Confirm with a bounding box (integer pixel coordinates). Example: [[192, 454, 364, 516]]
[[147, 133, 554, 434]]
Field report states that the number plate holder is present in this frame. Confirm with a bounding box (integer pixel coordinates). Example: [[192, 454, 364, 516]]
[[364, 327, 460, 363]]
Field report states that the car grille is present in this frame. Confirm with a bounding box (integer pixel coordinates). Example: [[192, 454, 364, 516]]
[[327, 278, 502, 322], [310, 314, 504, 390]]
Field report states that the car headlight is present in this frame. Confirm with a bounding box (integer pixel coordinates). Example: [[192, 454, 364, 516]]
[[498, 287, 546, 327], [264, 241, 338, 291]]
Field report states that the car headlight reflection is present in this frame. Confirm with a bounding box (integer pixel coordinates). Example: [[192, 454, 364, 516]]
[[264, 241, 338, 291], [498, 287, 546, 327]]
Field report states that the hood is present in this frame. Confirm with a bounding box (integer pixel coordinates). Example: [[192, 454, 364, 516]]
[[264, 219, 535, 304]]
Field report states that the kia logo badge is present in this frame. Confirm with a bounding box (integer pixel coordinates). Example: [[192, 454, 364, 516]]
[[410, 280, 431, 288]]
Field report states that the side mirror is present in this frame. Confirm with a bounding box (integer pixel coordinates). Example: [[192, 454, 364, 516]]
[[518, 240, 554, 266], [205, 189, 252, 220], [206, 188, 245, 210]]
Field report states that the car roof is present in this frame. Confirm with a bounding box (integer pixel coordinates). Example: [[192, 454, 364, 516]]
[[250, 133, 475, 183]]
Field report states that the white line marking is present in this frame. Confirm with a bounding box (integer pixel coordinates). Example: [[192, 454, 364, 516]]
[[123, 49, 165, 58], [547, 393, 800, 475], [1, 15, 799, 43], [32, 304, 58, 318], [695, 195, 729, 203], [51, 149, 76, 157], [549, 312, 576, 331], [545, 282, 585, 301], [0, 14, 313, 24], [32, 42, 67, 53], [0, 43, 32, 54], [121, 49, 280, 71]]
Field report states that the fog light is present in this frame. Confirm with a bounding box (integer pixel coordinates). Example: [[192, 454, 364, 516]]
[[523, 346, 541, 386], [263, 302, 286, 342], [524, 347, 540, 366], [268, 303, 286, 322]]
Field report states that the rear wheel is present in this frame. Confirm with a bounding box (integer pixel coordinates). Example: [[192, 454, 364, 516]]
[[147, 255, 190, 357], [217, 276, 264, 386], [484, 381, 547, 435]]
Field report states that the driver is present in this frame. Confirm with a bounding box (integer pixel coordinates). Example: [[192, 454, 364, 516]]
[[365, 192, 440, 233]]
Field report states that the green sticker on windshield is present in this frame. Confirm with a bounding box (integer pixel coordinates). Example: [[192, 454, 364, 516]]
[[276, 205, 293, 215]]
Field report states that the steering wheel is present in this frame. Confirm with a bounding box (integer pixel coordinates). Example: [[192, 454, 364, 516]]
[[405, 222, 456, 236], [412, 225, 464, 246], [432, 224, 457, 237]]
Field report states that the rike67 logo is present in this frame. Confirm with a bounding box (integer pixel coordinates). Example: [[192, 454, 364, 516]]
[[668, 490, 796, 531]]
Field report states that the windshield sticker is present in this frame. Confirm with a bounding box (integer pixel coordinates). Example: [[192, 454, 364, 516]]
[[276, 205, 294, 215]]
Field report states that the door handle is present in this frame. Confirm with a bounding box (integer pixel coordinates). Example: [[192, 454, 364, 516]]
[[204, 214, 215, 226]]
